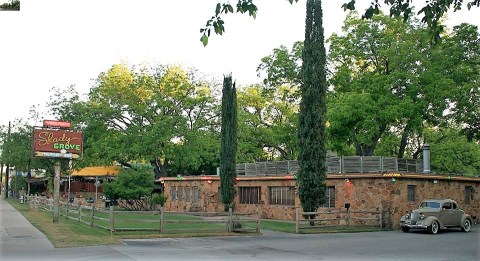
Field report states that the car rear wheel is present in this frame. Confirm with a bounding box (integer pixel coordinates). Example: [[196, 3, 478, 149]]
[[461, 219, 471, 232], [401, 226, 410, 233], [429, 220, 439, 234]]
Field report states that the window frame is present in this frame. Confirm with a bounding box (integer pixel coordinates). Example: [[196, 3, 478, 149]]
[[193, 187, 199, 203], [170, 186, 177, 201], [465, 186, 473, 204], [320, 186, 335, 208], [269, 186, 295, 206], [239, 186, 261, 205], [407, 185, 416, 202]]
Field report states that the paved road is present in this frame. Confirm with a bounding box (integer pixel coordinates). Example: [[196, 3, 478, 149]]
[[1, 198, 479, 260]]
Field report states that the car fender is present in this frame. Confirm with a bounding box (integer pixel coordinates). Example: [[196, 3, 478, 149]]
[[461, 215, 473, 225], [423, 216, 444, 228]]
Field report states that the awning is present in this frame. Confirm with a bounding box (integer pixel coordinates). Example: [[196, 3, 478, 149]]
[[71, 166, 122, 177]]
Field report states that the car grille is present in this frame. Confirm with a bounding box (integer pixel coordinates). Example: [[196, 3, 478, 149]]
[[410, 212, 419, 224]]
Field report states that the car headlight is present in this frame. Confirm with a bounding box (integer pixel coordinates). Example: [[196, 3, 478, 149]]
[[419, 214, 426, 220], [405, 213, 411, 219]]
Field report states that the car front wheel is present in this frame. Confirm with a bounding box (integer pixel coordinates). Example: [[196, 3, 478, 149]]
[[401, 226, 410, 233], [461, 219, 471, 232], [429, 220, 439, 234]]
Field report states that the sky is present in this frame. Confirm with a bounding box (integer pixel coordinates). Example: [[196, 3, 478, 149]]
[[0, 0, 478, 128]]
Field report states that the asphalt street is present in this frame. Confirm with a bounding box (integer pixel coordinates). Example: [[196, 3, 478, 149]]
[[1, 198, 479, 261]]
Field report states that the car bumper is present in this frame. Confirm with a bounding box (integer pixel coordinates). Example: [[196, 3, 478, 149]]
[[401, 223, 428, 229]]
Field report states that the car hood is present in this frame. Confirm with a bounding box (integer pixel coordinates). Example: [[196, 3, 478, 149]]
[[411, 208, 440, 214]]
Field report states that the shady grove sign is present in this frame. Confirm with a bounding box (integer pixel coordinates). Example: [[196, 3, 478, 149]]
[[32, 127, 83, 159]]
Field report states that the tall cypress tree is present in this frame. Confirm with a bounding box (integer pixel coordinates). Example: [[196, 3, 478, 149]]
[[219, 75, 237, 212], [297, 0, 327, 222]]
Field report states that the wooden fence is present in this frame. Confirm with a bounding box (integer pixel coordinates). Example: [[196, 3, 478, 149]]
[[27, 195, 260, 235], [295, 207, 383, 233], [233, 157, 423, 176]]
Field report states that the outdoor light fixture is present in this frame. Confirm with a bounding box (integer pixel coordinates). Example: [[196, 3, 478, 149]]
[[390, 177, 397, 185], [433, 180, 438, 184]]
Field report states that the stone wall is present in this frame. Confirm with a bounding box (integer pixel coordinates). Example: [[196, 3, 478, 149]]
[[161, 174, 480, 229]]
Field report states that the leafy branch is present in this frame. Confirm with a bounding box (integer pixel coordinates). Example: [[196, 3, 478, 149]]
[[200, 0, 299, 46]]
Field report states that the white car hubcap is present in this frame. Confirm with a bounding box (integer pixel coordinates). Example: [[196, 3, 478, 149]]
[[464, 220, 471, 231]]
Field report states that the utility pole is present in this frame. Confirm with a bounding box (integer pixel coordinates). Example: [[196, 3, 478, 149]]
[[4, 121, 11, 199]]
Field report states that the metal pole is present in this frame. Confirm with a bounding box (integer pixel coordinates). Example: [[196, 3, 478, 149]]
[[95, 176, 98, 204], [68, 160, 72, 203], [4, 121, 11, 199], [53, 160, 60, 223]]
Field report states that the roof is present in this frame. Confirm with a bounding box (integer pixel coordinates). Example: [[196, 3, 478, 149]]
[[71, 166, 122, 177]]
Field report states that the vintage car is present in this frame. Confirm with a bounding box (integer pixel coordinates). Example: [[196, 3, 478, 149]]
[[400, 199, 474, 234]]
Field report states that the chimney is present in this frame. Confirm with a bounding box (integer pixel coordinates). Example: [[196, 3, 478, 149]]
[[423, 143, 431, 174]]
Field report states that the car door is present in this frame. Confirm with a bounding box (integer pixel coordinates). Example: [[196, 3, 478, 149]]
[[449, 202, 462, 226], [440, 202, 456, 226]]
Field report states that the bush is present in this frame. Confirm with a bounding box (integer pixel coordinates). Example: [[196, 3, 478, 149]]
[[151, 193, 167, 207], [103, 169, 155, 210]]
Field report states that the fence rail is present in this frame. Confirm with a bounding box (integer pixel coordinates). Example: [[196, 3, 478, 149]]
[[27, 196, 260, 235], [295, 207, 383, 233], [234, 157, 423, 176]]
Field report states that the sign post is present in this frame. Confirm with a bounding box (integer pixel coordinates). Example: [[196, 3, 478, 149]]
[[53, 160, 61, 222], [31, 121, 82, 224]]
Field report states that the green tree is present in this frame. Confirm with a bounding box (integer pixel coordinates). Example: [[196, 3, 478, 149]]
[[103, 168, 155, 210], [327, 14, 479, 158], [219, 75, 237, 211], [327, 13, 429, 156], [256, 41, 303, 89], [425, 128, 480, 176], [434, 23, 480, 141], [297, 0, 327, 222], [49, 64, 220, 177], [237, 84, 299, 162]]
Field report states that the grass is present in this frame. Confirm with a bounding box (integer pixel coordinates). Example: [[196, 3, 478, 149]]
[[6, 199, 383, 248], [6, 199, 119, 248]]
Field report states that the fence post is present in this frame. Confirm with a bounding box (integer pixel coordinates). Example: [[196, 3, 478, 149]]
[[379, 205, 383, 229], [66, 200, 69, 220], [340, 156, 344, 174], [160, 207, 164, 234], [346, 207, 350, 227], [228, 208, 233, 232], [90, 205, 95, 227], [109, 206, 115, 234], [295, 208, 300, 233], [77, 203, 81, 223], [256, 206, 260, 233]]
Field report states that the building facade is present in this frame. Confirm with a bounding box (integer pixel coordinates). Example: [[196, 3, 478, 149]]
[[160, 171, 479, 229]]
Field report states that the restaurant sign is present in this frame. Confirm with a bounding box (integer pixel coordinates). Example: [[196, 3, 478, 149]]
[[32, 128, 83, 159]]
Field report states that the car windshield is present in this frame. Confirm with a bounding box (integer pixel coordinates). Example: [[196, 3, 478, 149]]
[[419, 201, 441, 208]]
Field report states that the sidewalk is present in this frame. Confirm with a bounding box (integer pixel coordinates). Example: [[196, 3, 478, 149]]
[[0, 197, 54, 253]]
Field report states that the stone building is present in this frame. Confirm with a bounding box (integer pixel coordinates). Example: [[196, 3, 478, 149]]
[[159, 158, 479, 229]]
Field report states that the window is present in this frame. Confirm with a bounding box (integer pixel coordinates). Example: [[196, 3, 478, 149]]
[[193, 187, 199, 203], [465, 186, 473, 204], [269, 187, 295, 205], [320, 186, 335, 208], [185, 187, 191, 202], [442, 202, 452, 209], [170, 187, 177, 201], [178, 187, 184, 201], [407, 185, 416, 202], [239, 187, 261, 204]]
